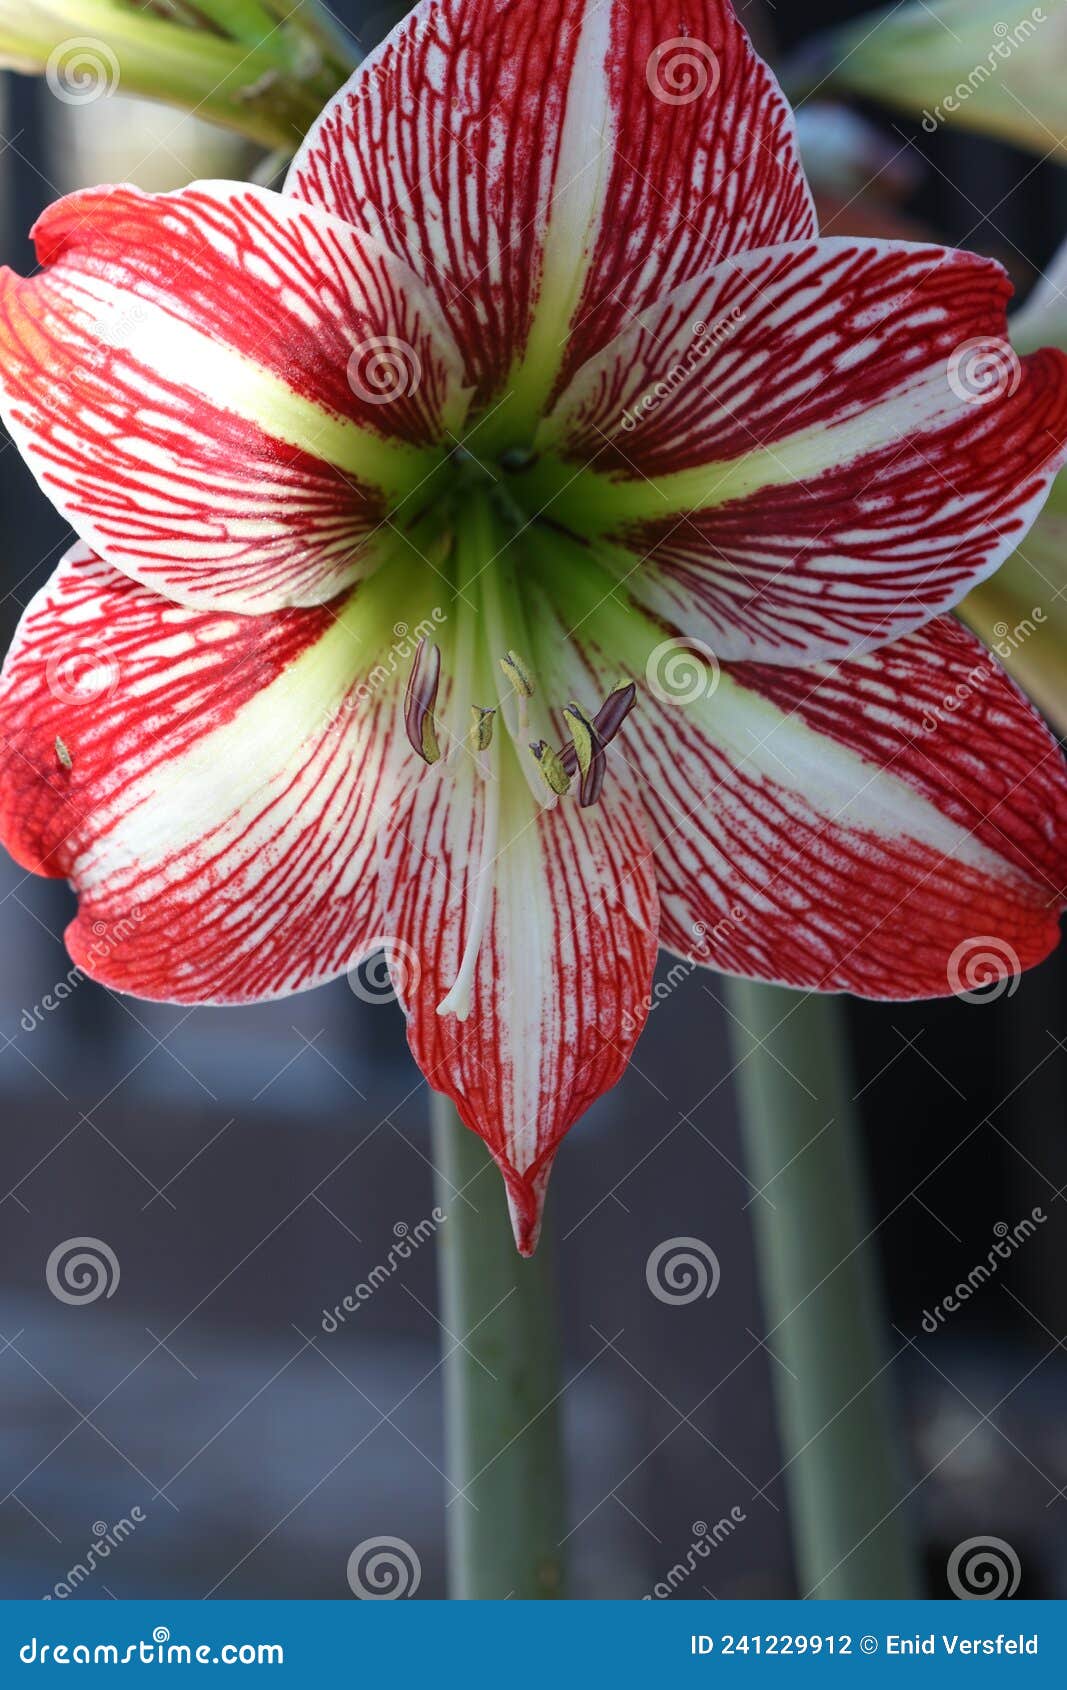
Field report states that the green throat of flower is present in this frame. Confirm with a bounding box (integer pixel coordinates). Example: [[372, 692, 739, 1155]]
[[397, 450, 638, 802], [363, 447, 645, 1022]]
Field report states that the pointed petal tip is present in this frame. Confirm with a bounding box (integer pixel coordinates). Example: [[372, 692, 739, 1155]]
[[503, 1161, 554, 1258]]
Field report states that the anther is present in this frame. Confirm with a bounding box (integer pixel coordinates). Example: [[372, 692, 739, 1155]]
[[404, 637, 442, 765], [562, 702, 596, 779], [499, 650, 535, 698], [529, 740, 572, 797], [54, 734, 73, 772], [593, 682, 637, 744], [469, 705, 496, 751], [559, 682, 638, 806]]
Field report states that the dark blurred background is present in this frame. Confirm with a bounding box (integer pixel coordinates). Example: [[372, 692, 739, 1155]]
[[2, 0, 1067, 1601]]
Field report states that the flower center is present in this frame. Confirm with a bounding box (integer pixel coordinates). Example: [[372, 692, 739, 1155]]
[[397, 472, 636, 810], [377, 464, 639, 1023]]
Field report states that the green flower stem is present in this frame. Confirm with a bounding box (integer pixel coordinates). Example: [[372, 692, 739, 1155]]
[[184, 0, 285, 48], [0, 0, 353, 149], [724, 980, 921, 1599], [431, 1092, 567, 1600]]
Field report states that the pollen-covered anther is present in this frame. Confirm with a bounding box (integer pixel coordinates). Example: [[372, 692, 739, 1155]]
[[499, 649, 535, 698], [562, 702, 596, 778], [560, 683, 638, 807], [404, 636, 442, 765], [54, 734, 73, 771], [469, 705, 496, 751], [529, 739, 572, 796]]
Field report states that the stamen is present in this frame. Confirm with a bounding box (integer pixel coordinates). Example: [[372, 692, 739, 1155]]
[[499, 650, 535, 698], [404, 637, 442, 765], [559, 682, 638, 806], [562, 702, 596, 778], [54, 735, 73, 772], [529, 740, 572, 797], [593, 681, 637, 744], [469, 705, 496, 751], [436, 769, 501, 1022]]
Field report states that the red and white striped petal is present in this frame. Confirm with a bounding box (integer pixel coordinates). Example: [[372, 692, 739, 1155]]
[[378, 759, 659, 1253], [613, 617, 1067, 997], [540, 239, 1067, 661], [286, 0, 814, 417], [0, 544, 415, 1001], [0, 183, 467, 613]]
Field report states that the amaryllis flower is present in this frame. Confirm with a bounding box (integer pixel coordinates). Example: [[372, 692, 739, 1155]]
[[2, 0, 1067, 1253]]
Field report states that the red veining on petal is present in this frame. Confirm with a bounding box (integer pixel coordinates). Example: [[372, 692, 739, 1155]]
[[287, 0, 814, 407], [621, 618, 1067, 997], [0, 547, 406, 1002], [379, 760, 659, 1251]]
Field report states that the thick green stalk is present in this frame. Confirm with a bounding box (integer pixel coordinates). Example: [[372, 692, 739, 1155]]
[[431, 1092, 567, 1600], [0, 0, 354, 149], [725, 980, 921, 1599]]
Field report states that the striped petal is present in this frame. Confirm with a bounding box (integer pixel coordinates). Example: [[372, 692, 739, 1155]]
[[536, 239, 1067, 662], [378, 760, 659, 1253], [286, 0, 814, 420], [0, 544, 415, 1002], [616, 616, 1067, 997], [0, 182, 467, 613]]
